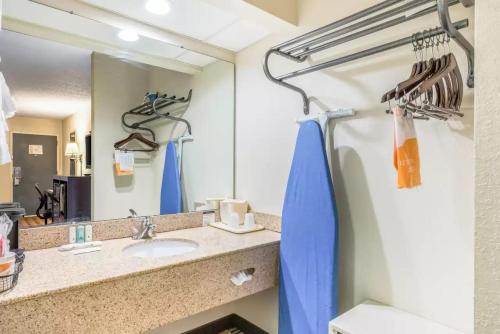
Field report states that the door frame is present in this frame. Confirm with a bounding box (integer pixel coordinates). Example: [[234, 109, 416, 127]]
[[5, 131, 62, 202]]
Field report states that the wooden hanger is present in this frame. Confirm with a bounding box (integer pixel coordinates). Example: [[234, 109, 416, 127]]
[[114, 132, 159, 152], [405, 54, 464, 119], [381, 60, 423, 103], [383, 28, 465, 121], [394, 58, 436, 101], [411, 53, 459, 103], [448, 53, 463, 109], [381, 33, 424, 104]]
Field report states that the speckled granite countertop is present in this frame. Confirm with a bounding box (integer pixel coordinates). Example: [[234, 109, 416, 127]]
[[0, 226, 280, 306]]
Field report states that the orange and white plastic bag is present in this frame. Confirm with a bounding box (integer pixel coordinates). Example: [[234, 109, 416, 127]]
[[393, 106, 421, 189], [114, 150, 134, 176]]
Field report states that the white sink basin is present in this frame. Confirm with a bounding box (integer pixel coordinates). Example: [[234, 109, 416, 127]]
[[123, 238, 199, 259]]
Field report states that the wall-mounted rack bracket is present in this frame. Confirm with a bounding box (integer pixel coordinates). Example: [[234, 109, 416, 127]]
[[296, 109, 356, 139], [263, 0, 475, 115], [438, 0, 474, 88]]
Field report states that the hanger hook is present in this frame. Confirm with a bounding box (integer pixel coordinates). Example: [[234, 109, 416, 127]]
[[416, 32, 424, 60], [435, 29, 441, 56], [424, 29, 431, 48], [430, 29, 437, 57], [446, 32, 451, 53], [411, 33, 419, 61], [411, 33, 418, 51]]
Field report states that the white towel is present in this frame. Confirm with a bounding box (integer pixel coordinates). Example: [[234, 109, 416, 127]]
[[0, 72, 17, 165]]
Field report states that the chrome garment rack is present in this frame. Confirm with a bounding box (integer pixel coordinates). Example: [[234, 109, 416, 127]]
[[263, 0, 475, 115], [121, 89, 193, 141]]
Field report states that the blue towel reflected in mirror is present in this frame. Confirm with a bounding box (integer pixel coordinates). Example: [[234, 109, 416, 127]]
[[160, 141, 182, 214]]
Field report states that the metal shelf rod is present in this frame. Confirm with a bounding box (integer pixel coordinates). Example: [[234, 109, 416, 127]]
[[273, 0, 404, 50], [276, 19, 468, 81], [293, 2, 459, 59], [282, 0, 440, 57], [263, 0, 474, 115]]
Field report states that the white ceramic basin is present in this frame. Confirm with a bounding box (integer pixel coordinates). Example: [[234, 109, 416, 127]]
[[123, 238, 199, 259]]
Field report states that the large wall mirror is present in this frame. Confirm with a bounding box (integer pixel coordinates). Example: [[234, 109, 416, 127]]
[[0, 0, 234, 228]]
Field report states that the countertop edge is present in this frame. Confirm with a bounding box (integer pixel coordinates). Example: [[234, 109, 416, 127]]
[[0, 239, 280, 307]]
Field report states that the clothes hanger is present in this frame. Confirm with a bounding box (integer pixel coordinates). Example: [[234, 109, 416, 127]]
[[424, 31, 448, 108], [418, 47, 457, 101], [395, 58, 435, 101], [434, 32, 459, 110], [405, 103, 449, 120], [384, 29, 465, 121], [422, 30, 457, 110], [409, 52, 459, 105], [387, 31, 439, 104], [384, 35, 430, 119], [453, 59, 464, 109], [114, 132, 159, 152], [443, 32, 463, 110], [435, 62, 449, 107], [400, 55, 449, 119], [381, 33, 423, 103], [408, 55, 464, 120]]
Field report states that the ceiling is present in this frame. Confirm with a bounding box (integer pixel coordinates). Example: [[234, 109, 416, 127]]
[[2, 0, 278, 70], [79, 0, 271, 52], [0, 0, 277, 119], [0, 30, 91, 119], [2, 0, 218, 70]]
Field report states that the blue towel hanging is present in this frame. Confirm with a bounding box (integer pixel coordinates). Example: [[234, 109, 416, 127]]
[[279, 120, 339, 334], [160, 141, 182, 214]]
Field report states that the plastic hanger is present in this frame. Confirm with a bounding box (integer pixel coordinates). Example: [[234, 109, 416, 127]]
[[114, 132, 159, 152]]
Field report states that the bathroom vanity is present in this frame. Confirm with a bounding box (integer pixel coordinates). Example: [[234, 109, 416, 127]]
[[0, 214, 280, 334]]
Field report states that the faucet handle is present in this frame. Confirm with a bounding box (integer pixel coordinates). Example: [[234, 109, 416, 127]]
[[129, 209, 138, 218], [147, 223, 157, 238]]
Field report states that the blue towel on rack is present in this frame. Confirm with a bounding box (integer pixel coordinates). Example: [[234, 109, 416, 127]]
[[279, 120, 339, 334], [160, 141, 182, 214]]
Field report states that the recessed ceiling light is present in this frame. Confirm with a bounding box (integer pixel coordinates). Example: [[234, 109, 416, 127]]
[[145, 0, 171, 15], [118, 29, 139, 42]]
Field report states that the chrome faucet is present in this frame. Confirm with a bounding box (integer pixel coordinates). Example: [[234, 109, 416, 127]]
[[129, 209, 156, 240]]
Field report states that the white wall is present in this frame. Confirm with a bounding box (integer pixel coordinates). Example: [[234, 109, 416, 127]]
[[92, 53, 156, 220], [474, 1, 500, 333], [62, 110, 91, 175], [235, 1, 474, 333], [92, 54, 234, 220], [180, 61, 235, 210], [149, 61, 235, 211]]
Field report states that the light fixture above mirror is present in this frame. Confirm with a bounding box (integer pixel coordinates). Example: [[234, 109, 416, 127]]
[[145, 0, 171, 15], [118, 29, 140, 42]]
